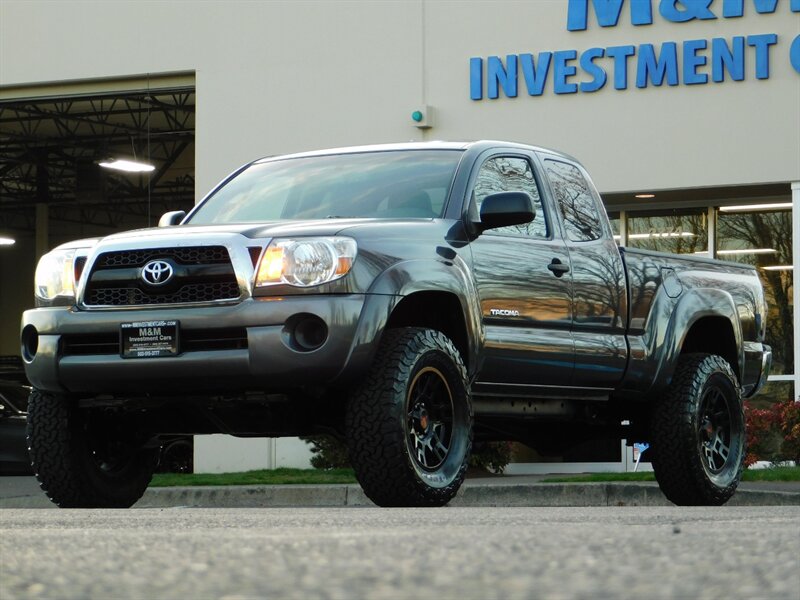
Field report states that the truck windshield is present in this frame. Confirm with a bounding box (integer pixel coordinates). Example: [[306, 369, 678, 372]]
[[187, 150, 463, 224]]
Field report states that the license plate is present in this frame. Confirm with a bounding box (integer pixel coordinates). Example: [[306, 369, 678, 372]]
[[120, 320, 179, 358]]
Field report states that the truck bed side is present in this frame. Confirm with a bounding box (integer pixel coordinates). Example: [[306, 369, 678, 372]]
[[618, 247, 768, 399]]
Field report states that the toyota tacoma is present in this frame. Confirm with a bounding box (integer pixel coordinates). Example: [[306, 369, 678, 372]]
[[21, 141, 772, 507]]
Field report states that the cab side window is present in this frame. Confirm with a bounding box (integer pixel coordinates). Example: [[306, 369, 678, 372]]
[[545, 160, 603, 242], [473, 156, 547, 238]]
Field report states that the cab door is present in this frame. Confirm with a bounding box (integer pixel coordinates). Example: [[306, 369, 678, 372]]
[[541, 156, 628, 390], [468, 152, 575, 391]]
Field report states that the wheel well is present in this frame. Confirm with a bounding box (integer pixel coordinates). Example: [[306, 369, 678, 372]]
[[385, 291, 469, 368], [681, 316, 739, 380]]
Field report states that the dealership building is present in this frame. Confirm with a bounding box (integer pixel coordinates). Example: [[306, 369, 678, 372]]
[[1, 0, 798, 472]]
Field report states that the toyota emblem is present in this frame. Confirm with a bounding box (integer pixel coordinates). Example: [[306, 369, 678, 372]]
[[141, 260, 174, 285]]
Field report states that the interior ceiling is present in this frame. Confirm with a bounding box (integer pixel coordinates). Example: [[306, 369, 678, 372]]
[[0, 88, 195, 234], [603, 182, 791, 213]]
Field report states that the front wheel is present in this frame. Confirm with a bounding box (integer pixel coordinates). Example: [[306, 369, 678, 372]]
[[27, 390, 158, 508], [346, 328, 472, 507], [650, 354, 745, 506]]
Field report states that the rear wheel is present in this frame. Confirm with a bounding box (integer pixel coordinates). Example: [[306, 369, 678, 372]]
[[346, 328, 472, 507], [650, 354, 744, 506], [27, 390, 157, 508]]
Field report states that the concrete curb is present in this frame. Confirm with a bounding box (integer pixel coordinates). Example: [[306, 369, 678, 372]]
[[126, 482, 800, 509], [3, 481, 797, 509]]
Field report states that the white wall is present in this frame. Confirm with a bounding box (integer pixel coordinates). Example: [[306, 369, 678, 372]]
[[193, 435, 312, 473], [193, 435, 273, 474], [1, 0, 798, 198]]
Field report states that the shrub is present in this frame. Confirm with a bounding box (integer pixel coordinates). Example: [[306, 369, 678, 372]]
[[302, 435, 351, 470], [303, 436, 514, 473], [469, 441, 514, 474], [777, 400, 800, 464], [744, 400, 800, 466], [744, 401, 782, 466]]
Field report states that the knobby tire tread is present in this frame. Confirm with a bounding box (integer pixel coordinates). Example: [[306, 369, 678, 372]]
[[650, 353, 743, 506], [27, 390, 155, 508], [346, 328, 472, 507]]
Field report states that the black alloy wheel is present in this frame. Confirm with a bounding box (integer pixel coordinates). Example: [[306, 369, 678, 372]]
[[406, 366, 454, 471], [698, 384, 737, 476]]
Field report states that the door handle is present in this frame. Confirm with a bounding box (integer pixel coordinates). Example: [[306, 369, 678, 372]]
[[547, 258, 570, 277]]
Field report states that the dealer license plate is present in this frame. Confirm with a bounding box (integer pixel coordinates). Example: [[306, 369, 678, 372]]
[[120, 320, 179, 358]]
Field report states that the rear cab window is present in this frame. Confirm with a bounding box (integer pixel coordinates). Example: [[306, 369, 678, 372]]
[[544, 159, 606, 243]]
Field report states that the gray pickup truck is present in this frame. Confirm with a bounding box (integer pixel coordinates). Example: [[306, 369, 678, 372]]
[[21, 141, 771, 508]]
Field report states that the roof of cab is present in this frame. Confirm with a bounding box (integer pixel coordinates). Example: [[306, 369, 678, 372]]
[[254, 140, 578, 164]]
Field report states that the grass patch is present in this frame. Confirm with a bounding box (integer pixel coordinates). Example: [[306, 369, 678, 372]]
[[149, 465, 799, 487], [150, 468, 356, 487], [542, 472, 656, 483], [741, 465, 800, 482], [542, 466, 800, 483]]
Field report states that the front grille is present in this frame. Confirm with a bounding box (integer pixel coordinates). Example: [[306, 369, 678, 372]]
[[96, 246, 230, 268], [86, 282, 241, 306], [61, 328, 249, 356], [83, 246, 241, 307]]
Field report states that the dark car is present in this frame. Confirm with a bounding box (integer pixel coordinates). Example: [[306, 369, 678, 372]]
[[0, 355, 191, 476], [0, 356, 32, 474], [155, 436, 193, 474]]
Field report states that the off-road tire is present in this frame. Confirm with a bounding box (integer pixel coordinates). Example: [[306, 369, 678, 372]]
[[650, 353, 744, 506], [27, 390, 158, 508], [346, 328, 472, 507]]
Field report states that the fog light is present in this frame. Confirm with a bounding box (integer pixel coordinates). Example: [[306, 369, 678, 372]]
[[21, 325, 38, 362], [282, 314, 328, 352]]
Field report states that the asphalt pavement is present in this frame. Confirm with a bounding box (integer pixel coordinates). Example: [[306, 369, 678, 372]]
[[1, 473, 799, 509], [2, 506, 798, 599]]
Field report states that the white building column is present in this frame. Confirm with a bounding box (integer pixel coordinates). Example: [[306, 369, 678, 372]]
[[707, 206, 717, 258], [619, 210, 627, 245], [792, 182, 800, 401]]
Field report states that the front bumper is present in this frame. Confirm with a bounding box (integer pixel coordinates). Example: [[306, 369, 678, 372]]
[[21, 294, 393, 394]]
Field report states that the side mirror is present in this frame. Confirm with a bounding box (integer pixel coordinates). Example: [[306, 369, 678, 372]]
[[158, 211, 186, 227], [477, 192, 535, 233]]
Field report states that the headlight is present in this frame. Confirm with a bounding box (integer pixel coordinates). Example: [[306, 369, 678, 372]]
[[254, 237, 357, 287], [35, 249, 77, 300]]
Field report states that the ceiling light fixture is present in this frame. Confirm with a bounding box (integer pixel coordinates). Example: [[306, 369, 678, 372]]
[[719, 202, 792, 212], [628, 232, 696, 239], [0, 237, 15, 246], [635, 194, 655, 199], [98, 159, 156, 173], [717, 248, 777, 255]]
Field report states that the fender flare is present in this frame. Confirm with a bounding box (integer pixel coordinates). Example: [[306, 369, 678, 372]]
[[333, 258, 482, 383], [651, 288, 743, 392]]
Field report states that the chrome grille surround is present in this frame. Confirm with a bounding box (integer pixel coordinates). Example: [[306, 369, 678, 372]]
[[76, 233, 263, 310]]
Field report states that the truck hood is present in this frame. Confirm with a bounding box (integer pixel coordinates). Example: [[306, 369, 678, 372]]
[[60, 218, 441, 250]]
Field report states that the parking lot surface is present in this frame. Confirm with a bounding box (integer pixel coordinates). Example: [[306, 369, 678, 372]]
[[1, 506, 798, 599]]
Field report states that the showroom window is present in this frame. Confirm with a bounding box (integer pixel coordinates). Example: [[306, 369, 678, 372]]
[[716, 203, 794, 408], [627, 208, 709, 255]]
